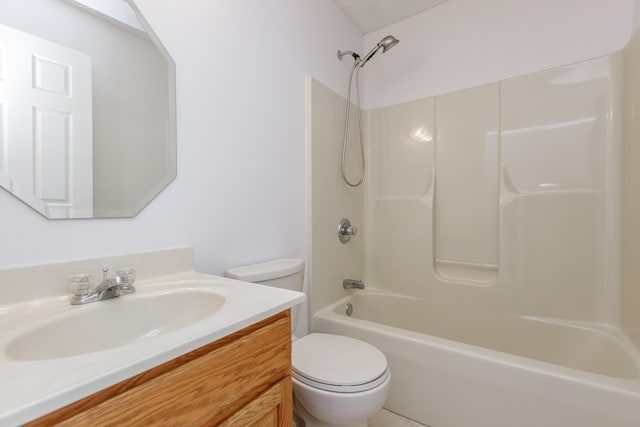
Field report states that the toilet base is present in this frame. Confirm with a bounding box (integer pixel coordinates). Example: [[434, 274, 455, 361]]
[[293, 395, 368, 427]]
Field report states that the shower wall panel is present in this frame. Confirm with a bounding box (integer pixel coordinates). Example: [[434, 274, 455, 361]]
[[500, 58, 612, 322], [501, 59, 608, 193], [434, 84, 499, 283], [369, 98, 434, 199], [364, 55, 621, 323], [307, 77, 364, 320], [623, 32, 640, 340], [366, 98, 434, 297]]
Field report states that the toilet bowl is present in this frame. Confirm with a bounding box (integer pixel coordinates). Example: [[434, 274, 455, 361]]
[[225, 259, 390, 426], [292, 333, 390, 427]]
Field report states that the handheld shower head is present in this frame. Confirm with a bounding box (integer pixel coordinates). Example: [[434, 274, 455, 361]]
[[359, 35, 399, 68], [337, 34, 399, 187], [379, 35, 400, 52]]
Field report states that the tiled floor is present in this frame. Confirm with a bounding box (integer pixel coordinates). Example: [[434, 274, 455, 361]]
[[369, 409, 428, 427]]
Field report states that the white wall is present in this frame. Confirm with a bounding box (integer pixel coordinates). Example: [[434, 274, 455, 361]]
[[362, 0, 637, 109], [0, 0, 361, 276]]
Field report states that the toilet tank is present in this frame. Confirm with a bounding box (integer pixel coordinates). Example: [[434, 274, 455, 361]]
[[225, 259, 304, 334]]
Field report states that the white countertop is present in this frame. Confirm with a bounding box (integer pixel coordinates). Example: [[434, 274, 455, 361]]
[[0, 270, 305, 426]]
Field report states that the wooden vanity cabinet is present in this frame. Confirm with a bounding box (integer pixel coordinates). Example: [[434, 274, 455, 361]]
[[27, 311, 293, 427]]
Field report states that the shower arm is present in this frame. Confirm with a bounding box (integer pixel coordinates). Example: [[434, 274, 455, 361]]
[[337, 46, 382, 68], [339, 35, 400, 68]]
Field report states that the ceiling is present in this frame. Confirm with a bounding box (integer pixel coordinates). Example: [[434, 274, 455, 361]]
[[334, 0, 449, 34]]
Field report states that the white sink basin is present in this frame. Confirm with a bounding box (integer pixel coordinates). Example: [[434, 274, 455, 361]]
[[5, 288, 225, 360]]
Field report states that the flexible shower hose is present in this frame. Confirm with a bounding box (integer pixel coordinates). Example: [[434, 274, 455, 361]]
[[341, 61, 365, 187]]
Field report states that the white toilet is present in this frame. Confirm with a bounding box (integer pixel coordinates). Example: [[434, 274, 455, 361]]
[[225, 259, 390, 427]]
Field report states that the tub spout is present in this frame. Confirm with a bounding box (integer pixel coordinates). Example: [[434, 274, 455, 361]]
[[343, 279, 365, 290]]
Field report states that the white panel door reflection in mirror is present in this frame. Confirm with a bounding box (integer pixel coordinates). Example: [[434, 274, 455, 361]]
[[0, 24, 92, 218]]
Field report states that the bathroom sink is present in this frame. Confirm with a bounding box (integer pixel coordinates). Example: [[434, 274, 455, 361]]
[[5, 288, 226, 360]]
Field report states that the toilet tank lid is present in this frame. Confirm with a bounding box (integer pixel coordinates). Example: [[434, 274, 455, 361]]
[[225, 258, 304, 282]]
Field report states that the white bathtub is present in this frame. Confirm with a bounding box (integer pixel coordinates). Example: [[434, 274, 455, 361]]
[[313, 290, 640, 427]]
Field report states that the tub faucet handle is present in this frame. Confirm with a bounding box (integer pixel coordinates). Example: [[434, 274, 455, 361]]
[[338, 218, 358, 243]]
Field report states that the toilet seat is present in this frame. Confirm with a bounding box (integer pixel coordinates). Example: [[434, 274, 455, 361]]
[[292, 333, 389, 393], [293, 367, 390, 393]]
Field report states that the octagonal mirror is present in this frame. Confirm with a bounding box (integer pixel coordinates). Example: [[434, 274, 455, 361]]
[[0, 0, 176, 218]]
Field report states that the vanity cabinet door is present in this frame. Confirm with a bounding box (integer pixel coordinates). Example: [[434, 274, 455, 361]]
[[219, 378, 292, 427]]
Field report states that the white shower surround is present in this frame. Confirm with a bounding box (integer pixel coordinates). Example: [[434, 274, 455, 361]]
[[307, 10, 640, 425]]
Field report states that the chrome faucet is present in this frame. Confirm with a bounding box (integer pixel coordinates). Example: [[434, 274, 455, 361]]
[[343, 278, 365, 290], [70, 268, 136, 305]]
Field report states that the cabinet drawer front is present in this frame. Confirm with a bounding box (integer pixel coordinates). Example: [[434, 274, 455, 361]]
[[58, 316, 291, 426]]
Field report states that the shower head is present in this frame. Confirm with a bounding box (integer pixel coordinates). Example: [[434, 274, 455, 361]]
[[379, 35, 400, 52], [359, 35, 399, 68]]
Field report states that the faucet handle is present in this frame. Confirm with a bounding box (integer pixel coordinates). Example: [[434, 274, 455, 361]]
[[69, 274, 93, 296], [338, 218, 358, 243], [115, 269, 137, 295], [116, 269, 137, 286]]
